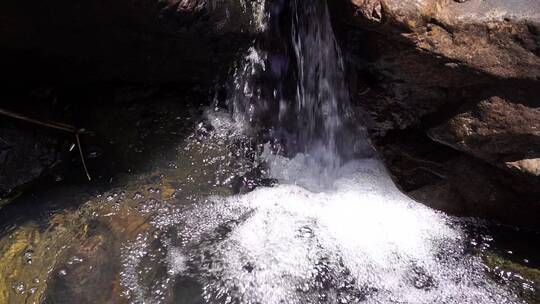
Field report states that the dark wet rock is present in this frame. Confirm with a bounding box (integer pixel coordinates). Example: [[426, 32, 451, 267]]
[[331, 0, 540, 227], [377, 131, 540, 228], [428, 95, 540, 177], [410, 155, 540, 228], [0, 126, 59, 197], [172, 276, 206, 304], [0, 0, 263, 197], [0, 0, 264, 85], [0, 0, 263, 198], [483, 252, 540, 303], [334, 0, 540, 134]]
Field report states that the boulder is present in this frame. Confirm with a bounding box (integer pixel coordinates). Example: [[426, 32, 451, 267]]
[[346, 0, 540, 79], [332, 0, 540, 227], [0, 126, 59, 198], [0, 0, 264, 198], [335, 0, 540, 134], [429, 95, 540, 177], [0, 0, 265, 85]]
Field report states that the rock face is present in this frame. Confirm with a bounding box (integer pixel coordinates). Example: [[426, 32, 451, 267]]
[[429, 96, 540, 177], [346, 0, 540, 79], [0, 0, 264, 85], [0, 0, 264, 198], [0, 126, 59, 198], [332, 0, 540, 228]]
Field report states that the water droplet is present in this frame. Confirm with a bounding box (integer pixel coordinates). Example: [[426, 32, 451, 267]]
[[24, 250, 33, 264], [132, 192, 144, 200], [13, 282, 25, 294]]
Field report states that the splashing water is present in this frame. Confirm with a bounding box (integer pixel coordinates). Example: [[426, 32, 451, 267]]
[[290, 0, 352, 173], [227, 0, 370, 186], [0, 2, 535, 300], [118, 113, 523, 303], [118, 0, 527, 303]]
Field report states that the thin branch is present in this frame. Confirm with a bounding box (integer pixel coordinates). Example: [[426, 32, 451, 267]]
[[76, 132, 92, 181], [0, 107, 92, 181], [0, 108, 76, 133]]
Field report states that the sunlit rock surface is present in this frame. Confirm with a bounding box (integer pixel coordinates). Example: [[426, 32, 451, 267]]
[[333, 0, 540, 227], [347, 0, 540, 79]]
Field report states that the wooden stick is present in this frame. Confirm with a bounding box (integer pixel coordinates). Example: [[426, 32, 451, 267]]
[[75, 132, 92, 181], [0, 108, 76, 133], [0, 107, 92, 181]]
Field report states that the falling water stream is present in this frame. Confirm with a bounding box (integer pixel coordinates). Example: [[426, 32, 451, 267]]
[[0, 0, 539, 303]]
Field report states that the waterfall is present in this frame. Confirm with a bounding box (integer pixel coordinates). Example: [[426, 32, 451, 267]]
[[119, 1, 525, 303], [290, 0, 349, 162], [226, 0, 371, 188]]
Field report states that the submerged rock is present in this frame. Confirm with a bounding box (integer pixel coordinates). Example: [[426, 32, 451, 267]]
[[483, 252, 540, 303]]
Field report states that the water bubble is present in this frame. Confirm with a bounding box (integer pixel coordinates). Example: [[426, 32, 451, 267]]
[[132, 192, 144, 200], [148, 187, 160, 194], [67, 256, 83, 265], [13, 282, 25, 294], [23, 250, 33, 264]]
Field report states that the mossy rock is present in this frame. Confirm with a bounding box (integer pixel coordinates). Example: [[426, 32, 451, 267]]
[[483, 252, 540, 302]]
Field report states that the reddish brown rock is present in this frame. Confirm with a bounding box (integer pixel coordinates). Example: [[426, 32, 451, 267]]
[[429, 96, 540, 177], [346, 0, 540, 80], [332, 0, 540, 227]]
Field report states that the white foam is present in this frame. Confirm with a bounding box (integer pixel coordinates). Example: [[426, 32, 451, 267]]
[[118, 110, 520, 303], [150, 152, 521, 304], [118, 108, 522, 302], [167, 247, 188, 276]]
